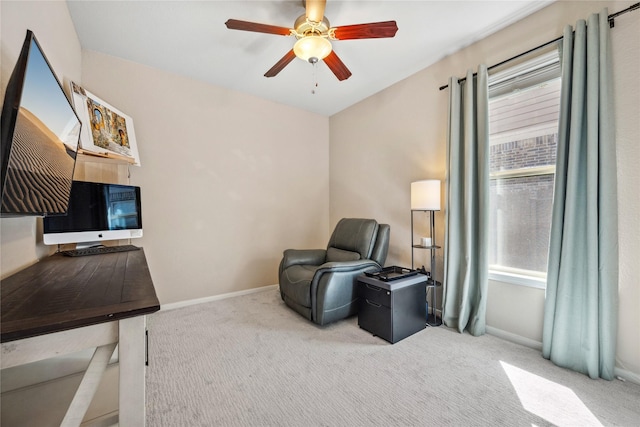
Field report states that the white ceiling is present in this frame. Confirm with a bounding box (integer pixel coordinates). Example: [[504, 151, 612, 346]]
[[66, 0, 553, 116]]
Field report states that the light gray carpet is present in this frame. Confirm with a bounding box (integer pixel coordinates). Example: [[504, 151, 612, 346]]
[[146, 289, 640, 426]]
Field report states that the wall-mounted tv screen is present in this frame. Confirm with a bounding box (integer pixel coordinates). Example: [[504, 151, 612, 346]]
[[43, 180, 143, 246], [0, 29, 81, 216]]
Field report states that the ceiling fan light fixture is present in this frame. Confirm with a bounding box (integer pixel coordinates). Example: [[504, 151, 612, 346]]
[[293, 36, 332, 63]]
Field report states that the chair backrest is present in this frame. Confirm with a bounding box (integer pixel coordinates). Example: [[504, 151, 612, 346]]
[[370, 223, 390, 266], [326, 218, 389, 266]]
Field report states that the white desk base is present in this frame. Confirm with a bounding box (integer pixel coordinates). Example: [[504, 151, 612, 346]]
[[1, 316, 147, 427]]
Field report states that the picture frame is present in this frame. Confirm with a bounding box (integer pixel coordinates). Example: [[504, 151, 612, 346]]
[[70, 81, 141, 166]]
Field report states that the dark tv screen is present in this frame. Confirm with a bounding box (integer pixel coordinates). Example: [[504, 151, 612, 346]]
[[0, 30, 81, 216]]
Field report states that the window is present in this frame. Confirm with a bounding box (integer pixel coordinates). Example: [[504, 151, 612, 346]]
[[488, 50, 562, 288]]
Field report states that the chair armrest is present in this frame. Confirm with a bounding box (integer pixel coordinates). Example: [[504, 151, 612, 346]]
[[311, 260, 382, 294], [309, 260, 383, 324], [281, 249, 327, 270]]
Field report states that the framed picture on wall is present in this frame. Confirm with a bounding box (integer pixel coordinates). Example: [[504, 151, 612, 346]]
[[70, 81, 141, 166]]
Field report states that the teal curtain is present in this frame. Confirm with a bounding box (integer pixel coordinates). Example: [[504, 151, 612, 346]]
[[443, 66, 490, 336], [542, 10, 618, 380]]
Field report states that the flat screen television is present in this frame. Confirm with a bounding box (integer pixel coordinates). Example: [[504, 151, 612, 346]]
[[1, 30, 81, 216], [43, 180, 143, 246]]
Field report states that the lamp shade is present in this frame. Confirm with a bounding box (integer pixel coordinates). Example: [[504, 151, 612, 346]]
[[411, 180, 441, 211], [293, 36, 332, 62]]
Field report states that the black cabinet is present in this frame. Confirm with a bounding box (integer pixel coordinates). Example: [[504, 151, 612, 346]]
[[357, 273, 427, 343]]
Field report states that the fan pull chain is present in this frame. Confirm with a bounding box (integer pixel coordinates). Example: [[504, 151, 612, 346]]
[[310, 59, 319, 95]]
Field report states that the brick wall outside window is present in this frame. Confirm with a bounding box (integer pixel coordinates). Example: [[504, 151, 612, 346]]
[[490, 134, 557, 172]]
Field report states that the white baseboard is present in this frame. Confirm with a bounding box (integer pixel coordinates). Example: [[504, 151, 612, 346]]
[[486, 326, 640, 386], [486, 325, 543, 351], [613, 367, 640, 386], [160, 284, 279, 312]]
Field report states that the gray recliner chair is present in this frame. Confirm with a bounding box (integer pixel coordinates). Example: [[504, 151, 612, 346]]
[[278, 218, 390, 325]]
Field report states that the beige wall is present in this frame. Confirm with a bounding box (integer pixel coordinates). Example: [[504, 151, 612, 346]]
[[81, 51, 330, 304], [611, 3, 640, 380], [1, 2, 330, 303], [330, 0, 639, 379]]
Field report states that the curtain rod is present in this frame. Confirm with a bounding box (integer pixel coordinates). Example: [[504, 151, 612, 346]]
[[438, 2, 639, 91]]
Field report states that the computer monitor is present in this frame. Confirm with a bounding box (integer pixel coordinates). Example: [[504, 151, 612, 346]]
[[43, 180, 143, 247]]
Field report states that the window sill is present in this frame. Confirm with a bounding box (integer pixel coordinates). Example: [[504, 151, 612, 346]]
[[488, 270, 546, 289]]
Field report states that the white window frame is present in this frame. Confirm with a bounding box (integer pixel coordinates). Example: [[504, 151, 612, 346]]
[[487, 49, 561, 289], [488, 165, 555, 289], [488, 268, 547, 289]]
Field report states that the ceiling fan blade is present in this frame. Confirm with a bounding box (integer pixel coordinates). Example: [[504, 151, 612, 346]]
[[305, 0, 326, 23], [225, 19, 291, 36], [332, 21, 398, 40], [264, 50, 297, 78], [323, 51, 352, 81]]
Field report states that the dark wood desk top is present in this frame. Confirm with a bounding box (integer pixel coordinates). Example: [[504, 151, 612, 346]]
[[1, 248, 160, 343]]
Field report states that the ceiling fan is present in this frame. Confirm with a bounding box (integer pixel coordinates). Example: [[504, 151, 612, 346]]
[[225, 0, 398, 81]]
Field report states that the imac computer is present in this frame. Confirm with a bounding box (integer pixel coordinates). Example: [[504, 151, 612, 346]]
[[43, 180, 142, 248]]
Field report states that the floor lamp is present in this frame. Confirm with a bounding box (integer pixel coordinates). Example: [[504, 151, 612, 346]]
[[411, 179, 442, 326]]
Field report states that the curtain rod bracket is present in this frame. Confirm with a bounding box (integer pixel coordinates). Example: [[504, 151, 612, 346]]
[[439, 2, 639, 90], [611, 2, 640, 27]]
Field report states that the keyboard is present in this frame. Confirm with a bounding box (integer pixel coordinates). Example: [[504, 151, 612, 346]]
[[61, 244, 140, 257]]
